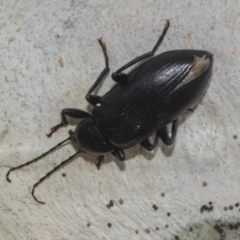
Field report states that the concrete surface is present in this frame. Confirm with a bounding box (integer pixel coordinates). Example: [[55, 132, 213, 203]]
[[0, 1, 240, 240]]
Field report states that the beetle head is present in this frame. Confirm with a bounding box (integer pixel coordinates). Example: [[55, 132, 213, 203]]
[[70, 118, 115, 155]]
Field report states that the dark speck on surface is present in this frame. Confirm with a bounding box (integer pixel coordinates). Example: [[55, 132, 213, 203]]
[[106, 200, 114, 209], [152, 204, 158, 210], [203, 181, 208, 187], [145, 229, 150, 233], [233, 134, 238, 139]]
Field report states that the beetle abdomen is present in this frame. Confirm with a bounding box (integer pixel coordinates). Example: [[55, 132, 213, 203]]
[[93, 50, 213, 149]]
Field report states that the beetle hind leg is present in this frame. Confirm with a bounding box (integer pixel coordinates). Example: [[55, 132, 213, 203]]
[[158, 119, 178, 145], [85, 38, 110, 106], [112, 19, 170, 83]]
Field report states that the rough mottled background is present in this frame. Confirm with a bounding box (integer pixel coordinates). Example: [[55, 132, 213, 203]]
[[1, 1, 240, 240]]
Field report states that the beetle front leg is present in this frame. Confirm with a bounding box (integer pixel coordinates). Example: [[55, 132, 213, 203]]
[[158, 119, 178, 145], [112, 19, 170, 83], [47, 108, 91, 137], [85, 38, 110, 106]]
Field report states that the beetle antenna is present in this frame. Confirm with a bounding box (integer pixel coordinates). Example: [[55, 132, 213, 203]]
[[6, 137, 71, 182], [32, 150, 81, 204]]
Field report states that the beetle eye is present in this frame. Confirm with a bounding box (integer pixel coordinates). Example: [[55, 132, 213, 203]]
[[183, 55, 210, 83]]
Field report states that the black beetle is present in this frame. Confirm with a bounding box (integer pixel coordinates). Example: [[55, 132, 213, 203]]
[[6, 20, 213, 204]]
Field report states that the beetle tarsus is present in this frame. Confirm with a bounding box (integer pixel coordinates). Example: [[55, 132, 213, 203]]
[[46, 122, 65, 138], [165, 19, 170, 29], [98, 38, 107, 51]]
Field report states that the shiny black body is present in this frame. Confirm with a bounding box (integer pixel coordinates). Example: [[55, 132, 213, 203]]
[[6, 20, 213, 204], [93, 50, 212, 149]]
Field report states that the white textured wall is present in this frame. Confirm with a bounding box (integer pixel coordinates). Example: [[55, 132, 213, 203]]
[[1, 1, 240, 240]]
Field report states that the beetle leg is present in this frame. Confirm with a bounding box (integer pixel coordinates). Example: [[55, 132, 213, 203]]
[[112, 148, 125, 161], [85, 38, 110, 106], [112, 19, 170, 83], [95, 155, 104, 170], [47, 108, 91, 137], [158, 119, 178, 145], [141, 134, 159, 151]]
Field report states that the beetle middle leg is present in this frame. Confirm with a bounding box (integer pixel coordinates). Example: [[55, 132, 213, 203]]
[[140, 119, 178, 151], [112, 19, 170, 83], [140, 134, 159, 151], [85, 38, 110, 106], [158, 119, 178, 145], [47, 108, 91, 137]]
